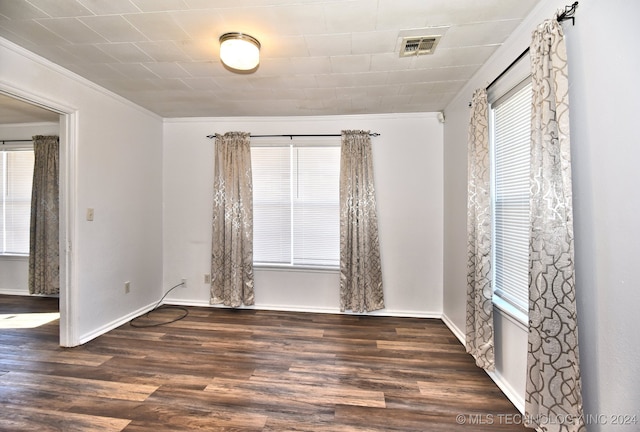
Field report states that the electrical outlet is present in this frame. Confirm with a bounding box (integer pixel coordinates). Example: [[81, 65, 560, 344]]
[[124, 281, 130, 293], [204, 274, 211, 284], [181, 278, 187, 288]]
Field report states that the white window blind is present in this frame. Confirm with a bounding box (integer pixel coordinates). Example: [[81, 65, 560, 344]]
[[1, 149, 35, 255], [491, 80, 532, 314], [252, 146, 291, 264], [252, 143, 340, 267]]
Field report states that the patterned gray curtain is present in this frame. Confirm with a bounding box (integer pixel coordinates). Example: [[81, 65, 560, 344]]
[[28, 135, 59, 295], [339, 130, 384, 313], [465, 89, 494, 371], [525, 17, 585, 432], [210, 132, 254, 307]]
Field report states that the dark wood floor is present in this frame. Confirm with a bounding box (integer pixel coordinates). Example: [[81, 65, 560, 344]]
[[0, 295, 527, 431]]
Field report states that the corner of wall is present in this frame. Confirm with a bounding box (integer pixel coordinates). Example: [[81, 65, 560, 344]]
[[441, 312, 465, 345]]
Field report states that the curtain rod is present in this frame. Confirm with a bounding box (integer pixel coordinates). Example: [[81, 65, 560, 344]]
[[485, 48, 531, 92], [469, 1, 578, 106], [1, 139, 32, 145], [206, 133, 380, 140], [486, 2, 578, 91]]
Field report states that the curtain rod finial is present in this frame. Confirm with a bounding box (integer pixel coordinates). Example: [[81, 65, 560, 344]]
[[557, 1, 578, 25]]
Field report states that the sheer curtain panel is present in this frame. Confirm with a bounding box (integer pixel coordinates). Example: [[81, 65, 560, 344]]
[[210, 132, 255, 307], [339, 130, 384, 313], [28, 135, 59, 295], [465, 89, 495, 371], [525, 17, 585, 432]]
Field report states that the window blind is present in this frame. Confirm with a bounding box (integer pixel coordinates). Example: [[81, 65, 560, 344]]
[[492, 80, 532, 314], [252, 146, 292, 264], [252, 144, 340, 267], [292, 146, 340, 266], [1, 149, 35, 255]]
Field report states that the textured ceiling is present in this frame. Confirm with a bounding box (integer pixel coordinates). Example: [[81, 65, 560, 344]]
[[0, 0, 540, 119]]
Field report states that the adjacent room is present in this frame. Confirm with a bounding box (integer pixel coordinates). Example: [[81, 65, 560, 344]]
[[0, 0, 638, 431]]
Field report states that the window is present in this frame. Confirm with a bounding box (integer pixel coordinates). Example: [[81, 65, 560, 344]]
[[490, 79, 532, 316], [0, 148, 34, 255], [251, 142, 340, 268]]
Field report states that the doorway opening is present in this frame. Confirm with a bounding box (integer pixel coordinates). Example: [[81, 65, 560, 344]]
[[0, 87, 77, 347]]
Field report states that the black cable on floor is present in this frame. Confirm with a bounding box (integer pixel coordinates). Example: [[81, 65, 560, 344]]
[[129, 282, 189, 328]]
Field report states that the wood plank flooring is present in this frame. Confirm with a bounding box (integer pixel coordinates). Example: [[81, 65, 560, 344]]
[[0, 295, 527, 431]]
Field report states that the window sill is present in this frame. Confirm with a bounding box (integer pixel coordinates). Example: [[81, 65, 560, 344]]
[[492, 295, 528, 330], [0, 254, 29, 261], [254, 263, 340, 274]]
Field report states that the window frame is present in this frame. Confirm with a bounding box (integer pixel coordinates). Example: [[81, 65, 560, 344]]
[[0, 142, 34, 257], [488, 56, 532, 325], [251, 138, 341, 272]]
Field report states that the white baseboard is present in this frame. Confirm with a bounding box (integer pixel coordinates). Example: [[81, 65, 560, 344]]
[[441, 312, 466, 345], [441, 312, 525, 414], [0, 288, 59, 298], [163, 298, 440, 319], [78, 301, 157, 345], [487, 369, 525, 414], [0, 288, 30, 296]]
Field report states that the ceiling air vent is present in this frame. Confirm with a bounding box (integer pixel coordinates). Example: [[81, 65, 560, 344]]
[[399, 35, 441, 57]]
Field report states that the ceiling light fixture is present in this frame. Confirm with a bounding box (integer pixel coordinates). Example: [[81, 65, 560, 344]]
[[219, 32, 261, 72]]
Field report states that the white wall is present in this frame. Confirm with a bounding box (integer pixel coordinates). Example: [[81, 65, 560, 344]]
[[163, 114, 443, 316], [566, 0, 640, 425], [0, 122, 58, 137], [0, 122, 59, 296], [443, 0, 640, 426], [1, 38, 164, 345]]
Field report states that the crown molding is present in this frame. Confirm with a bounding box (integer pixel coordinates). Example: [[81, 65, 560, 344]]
[[163, 112, 438, 124]]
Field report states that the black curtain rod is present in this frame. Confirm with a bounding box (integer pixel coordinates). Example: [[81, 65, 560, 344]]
[[486, 47, 530, 92], [470, 2, 578, 106], [557, 1, 579, 26], [486, 2, 578, 91], [206, 133, 380, 140], [1, 139, 32, 145]]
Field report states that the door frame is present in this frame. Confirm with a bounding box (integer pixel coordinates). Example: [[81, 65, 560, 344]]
[[0, 82, 78, 347]]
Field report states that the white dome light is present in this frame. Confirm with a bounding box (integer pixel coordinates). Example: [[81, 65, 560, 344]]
[[219, 32, 261, 72]]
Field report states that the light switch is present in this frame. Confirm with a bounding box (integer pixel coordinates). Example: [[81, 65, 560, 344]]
[[86, 208, 94, 221]]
